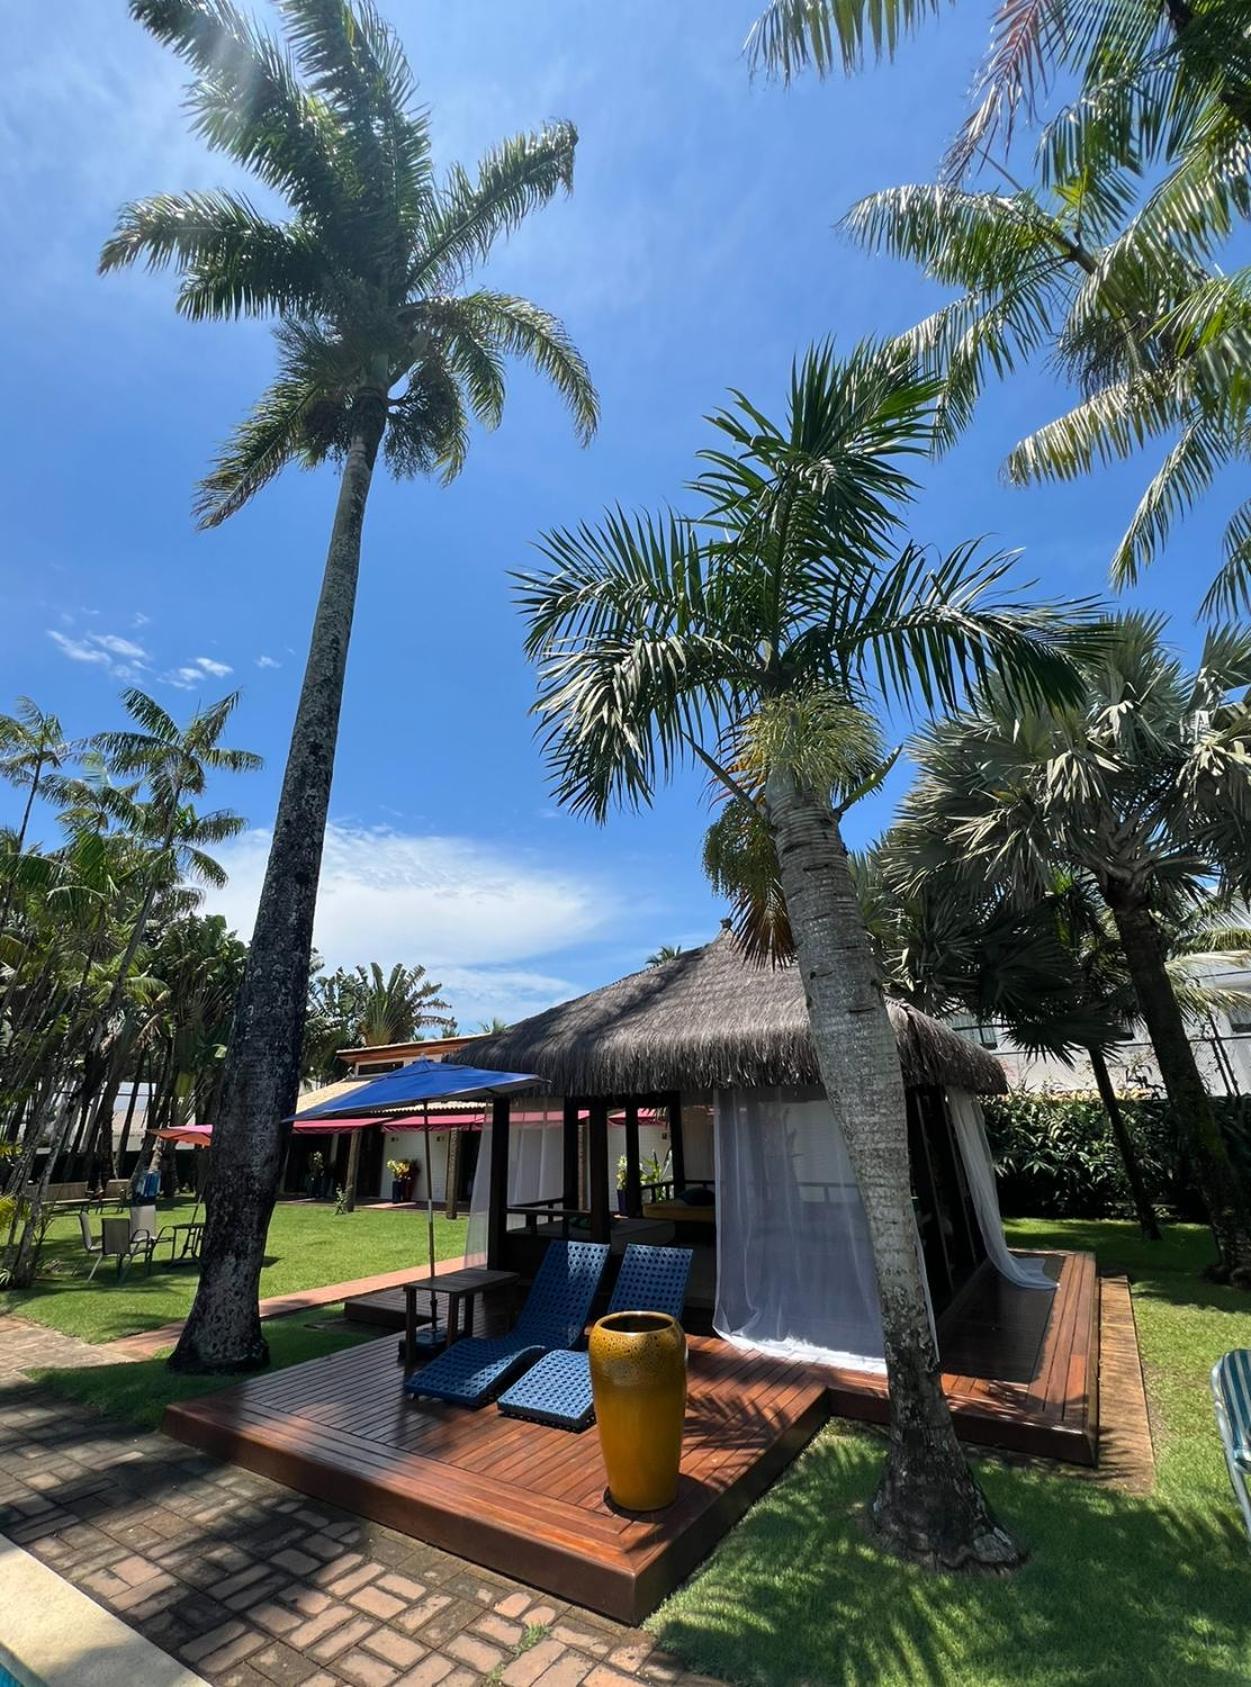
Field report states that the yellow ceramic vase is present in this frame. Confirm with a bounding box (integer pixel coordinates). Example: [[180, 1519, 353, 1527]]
[[588, 1310, 687, 1511]]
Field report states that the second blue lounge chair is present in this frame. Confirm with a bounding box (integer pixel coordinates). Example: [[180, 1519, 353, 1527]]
[[496, 1243, 693, 1431], [404, 1238, 609, 1409]]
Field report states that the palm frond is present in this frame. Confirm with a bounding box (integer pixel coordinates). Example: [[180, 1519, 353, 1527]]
[[454, 292, 598, 446], [412, 125, 578, 293], [194, 377, 318, 527], [100, 190, 326, 320], [745, 0, 943, 81], [1109, 416, 1231, 591], [943, 0, 1068, 182], [278, 0, 431, 256], [131, 0, 343, 218]]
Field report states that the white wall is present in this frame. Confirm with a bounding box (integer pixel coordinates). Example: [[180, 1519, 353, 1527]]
[[954, 960, 1251, 1097], [383, 1130, 456, 1200]]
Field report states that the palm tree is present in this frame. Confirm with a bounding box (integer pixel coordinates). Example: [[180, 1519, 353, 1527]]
[[842, 173, 1251, 617], [746, 0, 1251, 175], [646, 944, 684, 967], [900, 613, 1251, 1277], [103, 0, 597, 1371], [748, 2, 1251, 615], [353, 962, 452, 1048], [517, 339, 1104, 1569], [0, 700, 70, 937], [341, 961, 451, 1211], [92, 688, 256, 1038]]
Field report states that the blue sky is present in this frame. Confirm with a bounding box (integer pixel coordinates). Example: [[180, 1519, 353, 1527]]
[[1, 1, 1235, 1027]]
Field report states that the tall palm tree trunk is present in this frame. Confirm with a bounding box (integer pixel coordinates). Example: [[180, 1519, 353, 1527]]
[[1087, 1044, 1161, 1241], [171, 387, 387, 1372], [763, 768, 1019, 1568], [1105, 886, 1251, 1278]]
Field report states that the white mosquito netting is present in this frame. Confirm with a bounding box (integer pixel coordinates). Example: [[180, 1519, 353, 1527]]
[[713, 1086, 888, 1372], [946, 1088, 1055, 1291], [712, 1083, 1053, 1370], [465, 1117, 565, 1266]]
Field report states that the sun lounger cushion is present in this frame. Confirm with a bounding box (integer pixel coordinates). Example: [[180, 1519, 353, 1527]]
[[405, 1239, 609, 1409], [1215, 1349, 1251, 1470], [496, 1243, 693, 1430]]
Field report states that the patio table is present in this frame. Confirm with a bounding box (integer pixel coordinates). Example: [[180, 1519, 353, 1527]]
[[403, 1267, 519, 1370]]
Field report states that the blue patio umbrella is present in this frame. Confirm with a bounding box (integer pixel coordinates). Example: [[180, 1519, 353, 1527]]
[[291, 1059, 542, 1347], [291, 1058, 541, 1121]]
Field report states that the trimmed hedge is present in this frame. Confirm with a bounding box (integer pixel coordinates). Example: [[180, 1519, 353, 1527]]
[[982, 1089, 1251, 1221]]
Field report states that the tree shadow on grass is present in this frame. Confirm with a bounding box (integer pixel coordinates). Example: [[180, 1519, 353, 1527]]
[[651, 1425, 1251, 1687]]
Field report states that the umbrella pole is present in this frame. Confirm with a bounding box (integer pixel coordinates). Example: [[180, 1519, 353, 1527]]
[[424, 1106, 438, 1338]]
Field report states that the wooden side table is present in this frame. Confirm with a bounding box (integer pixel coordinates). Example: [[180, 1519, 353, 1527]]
[[403, 1267, 520, 1370]]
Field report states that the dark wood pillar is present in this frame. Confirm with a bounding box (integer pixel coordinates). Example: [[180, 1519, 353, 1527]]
[[444, 1128, 461, 1219], [623, 1102, 642, 1217], [668, 1093, 686, 1195], [487, 1096, 511, 1269], [588, 1098, 610, 1243], [562, 1097, 581, 1211]]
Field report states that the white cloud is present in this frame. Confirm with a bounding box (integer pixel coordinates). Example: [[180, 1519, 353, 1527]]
[[47, 628, 149, 679], [132, 612, 151, 629], [256, 655, 281, 670], [92, 632, 148, 660], [205, 823, 611, 1022], [48, 630, 110, 667], [163, 654, 235, 689], [437, 964, 580, 1029]]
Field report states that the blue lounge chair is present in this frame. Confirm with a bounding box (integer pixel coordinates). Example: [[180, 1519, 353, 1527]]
[[404, 1239, 610, 1409], [496, 1243, 693, 1431], [1213, 1348, 1251, 1542]]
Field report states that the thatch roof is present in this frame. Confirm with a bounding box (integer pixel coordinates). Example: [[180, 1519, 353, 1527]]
[[296, 1077, 368, 1112], [448, 930, 1006, 1097]]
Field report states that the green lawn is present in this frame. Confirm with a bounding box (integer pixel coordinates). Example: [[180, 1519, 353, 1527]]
[[0, 1198, 469, 1343], [31, 1306, 375, 1430], [651, 1218, 1251, 1687]]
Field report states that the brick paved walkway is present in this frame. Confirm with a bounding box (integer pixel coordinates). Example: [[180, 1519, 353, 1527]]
[[0, 1313, 121, 1383], [0, 1324, 719, 1687]]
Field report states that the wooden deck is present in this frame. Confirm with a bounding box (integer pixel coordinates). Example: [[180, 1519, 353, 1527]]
[[165, 1329, 829, 1624], [165, 1250, 1100, 1622], [811, 1248, 1101, 1467]]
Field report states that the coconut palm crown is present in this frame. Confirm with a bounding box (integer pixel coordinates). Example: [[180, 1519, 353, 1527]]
[[101, 0, 597, 524]]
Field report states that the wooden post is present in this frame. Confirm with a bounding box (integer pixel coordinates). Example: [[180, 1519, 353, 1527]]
[[624, 1102, 642, 1217], [562, 1097, 580, 1211], [588, 1098, 610, 1243], [445, 1129, 461, 1219], [668, 1093, 686, 1196], [487, 1096, 511, 1270], [343, 1127, 363, 1213]]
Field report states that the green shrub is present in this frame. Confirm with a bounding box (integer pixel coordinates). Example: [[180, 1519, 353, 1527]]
[[983, 1090, 1251, 1221]]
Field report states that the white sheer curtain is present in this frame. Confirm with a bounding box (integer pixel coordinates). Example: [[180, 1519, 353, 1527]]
[[713, 1086, 886, 1373], [465, 1119, 565, 1267], [947, 1088, 1055, 1291]]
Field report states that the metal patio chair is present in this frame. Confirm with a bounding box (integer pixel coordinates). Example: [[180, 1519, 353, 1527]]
[[89, 1215, 156, 1282], [404, 1239, 610, 1409], [496, 1243, 693, 1431], [1213, 1349, 1251, 1543]]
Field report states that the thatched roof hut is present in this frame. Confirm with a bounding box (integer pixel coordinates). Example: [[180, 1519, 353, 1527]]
[[449, 929, 1005, 1097]]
